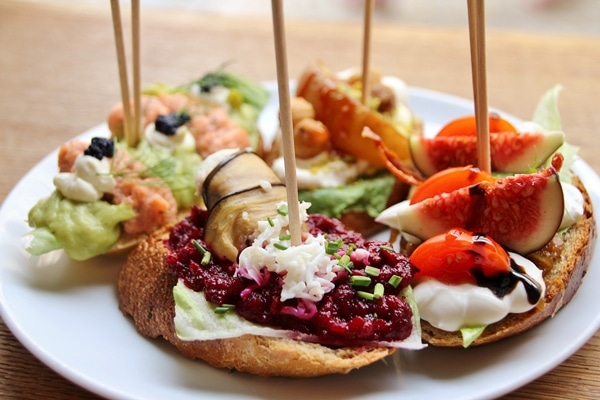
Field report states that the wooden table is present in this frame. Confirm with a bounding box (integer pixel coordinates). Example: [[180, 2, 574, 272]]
[[1, 1, 599, 398]]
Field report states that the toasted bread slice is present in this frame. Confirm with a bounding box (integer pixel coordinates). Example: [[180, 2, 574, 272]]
[[117, 227, 395, 378], [419, 177, 596, 347]]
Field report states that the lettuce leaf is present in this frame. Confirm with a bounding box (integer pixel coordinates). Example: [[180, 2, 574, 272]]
[[533, 85, 580, 183], [298, 173, 396, 219], [532, 84, 563, 131], [460, 325, 487, 348], [26, 191, 136, 261], [173, 279, 426, 349]]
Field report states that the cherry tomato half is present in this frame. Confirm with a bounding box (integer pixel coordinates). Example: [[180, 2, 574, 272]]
[[410, 165, 493, 204], [436, 113, 518, 137], [409, 228, 511, 285]]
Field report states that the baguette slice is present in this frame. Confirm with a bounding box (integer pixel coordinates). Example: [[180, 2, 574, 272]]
[[418, 177, 596, 347], [117, 227, 395, 378]]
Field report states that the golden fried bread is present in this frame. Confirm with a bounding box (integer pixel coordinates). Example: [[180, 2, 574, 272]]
[[117, 227, 395, 378]]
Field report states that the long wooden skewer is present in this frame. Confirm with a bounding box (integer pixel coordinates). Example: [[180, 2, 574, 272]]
[[131, 0, 141, 146], [110, 0, 133, 145], [467, 0, 491, 173], [271, 0, 301, 246], [361, 0, 374, 105]]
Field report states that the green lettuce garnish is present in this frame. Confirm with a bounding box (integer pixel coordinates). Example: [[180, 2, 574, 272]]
[[460, 325, 487, 348], [173, 280, 287, 341], [173, 280, 426, 349], [533, 84, 580, 183], [298, 173, 396, 219], [532, 84, 563, 131], [26, 191, 136, 261]]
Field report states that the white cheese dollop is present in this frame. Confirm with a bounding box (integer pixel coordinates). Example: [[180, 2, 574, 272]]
[[53, 155, 115, 202], [237, 201, 342, 302], [559, 181, 585, 230], [144, 123, 196, 152], [189, 84, 230, 110], [271, 152, 370, 190], [413, 252, 546, 332]]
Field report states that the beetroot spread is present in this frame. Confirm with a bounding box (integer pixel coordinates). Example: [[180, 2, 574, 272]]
[[166, 206, 415, 347]]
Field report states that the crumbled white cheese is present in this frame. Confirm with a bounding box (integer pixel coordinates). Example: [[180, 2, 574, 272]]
[[237, 201, 342, 302]]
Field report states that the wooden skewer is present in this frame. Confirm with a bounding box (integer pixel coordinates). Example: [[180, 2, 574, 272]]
[[110, 0, 133, 146], [131, 0, 141, 147], [361, 0, 374, 105], [467, 0, 491, 174], [271, 0, 301, 247]]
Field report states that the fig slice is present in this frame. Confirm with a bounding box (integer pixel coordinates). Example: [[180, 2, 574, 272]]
[[410, 131, 565, 177], [377, 165, 565, 255]]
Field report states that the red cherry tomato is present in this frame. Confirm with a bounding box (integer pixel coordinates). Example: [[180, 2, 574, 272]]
[[410, 165, 493, 204], [409, 228, 511, 285], [436, 113, 518, 137]]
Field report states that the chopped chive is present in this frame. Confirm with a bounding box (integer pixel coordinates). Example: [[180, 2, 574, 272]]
[[325, 239, 343, 255], [388, 275, 402, 288], [365, 266, 380, 277], [191, 239, 205, 253], [338, 254, 350, 265], [379, 245, 395, 252], [337, 255, 354, 272], [350, 275, 372, 287], [279, 234, 291, 241], [277, 204, 288, 216], [373, 283, 384, 299], [273, 242, 288, 251], [201, 251, 212, 265], [214, 304, 235, 314], [267, 217, 275, 227], [357, 291, 375, 301], [192, 239, 212, 264]]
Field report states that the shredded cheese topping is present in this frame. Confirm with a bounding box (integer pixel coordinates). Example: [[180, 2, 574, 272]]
[[236, 201, 342, 302]]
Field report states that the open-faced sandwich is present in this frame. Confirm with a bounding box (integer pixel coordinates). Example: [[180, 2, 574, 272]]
[[375, 85, 597, 347], [268, 63, 423, 237], [118, 149, 425, 378], [25, 69, 269, 261]]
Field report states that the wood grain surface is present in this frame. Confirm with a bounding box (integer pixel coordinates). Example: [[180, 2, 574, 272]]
[[1, 1, 599, 399]]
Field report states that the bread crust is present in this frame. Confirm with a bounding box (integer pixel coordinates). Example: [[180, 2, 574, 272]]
[[117, 227, 395, 378], [419, 177, 596, 347]]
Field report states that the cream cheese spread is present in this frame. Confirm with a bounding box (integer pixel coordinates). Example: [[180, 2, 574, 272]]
[[271, 152, 370, 190], [414, 252, 546, 331]]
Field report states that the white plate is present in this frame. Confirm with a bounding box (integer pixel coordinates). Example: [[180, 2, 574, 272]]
[[1, 86, 599, 400]]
